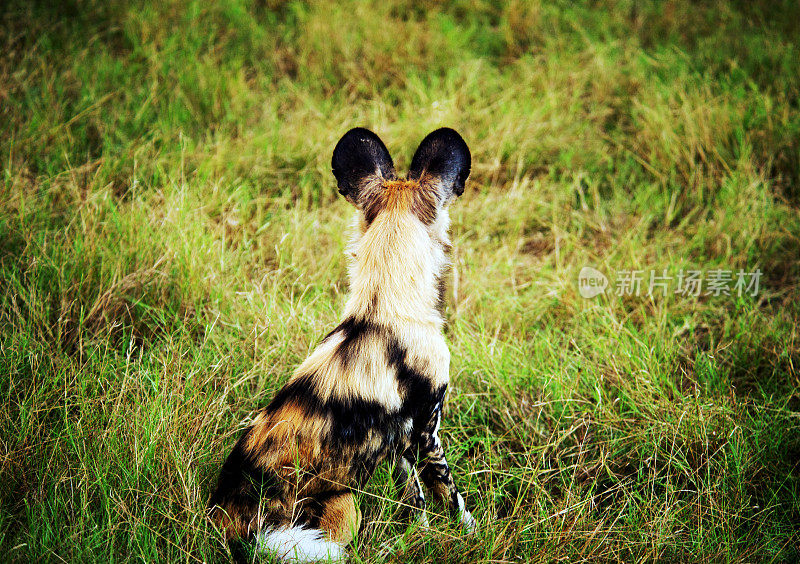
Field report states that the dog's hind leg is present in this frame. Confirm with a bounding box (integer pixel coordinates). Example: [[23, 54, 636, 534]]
[[257, 492, 359, 562]]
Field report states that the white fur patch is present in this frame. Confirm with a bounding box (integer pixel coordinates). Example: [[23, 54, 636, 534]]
[[258, 526, 346, 563], [461, 509, 478, 534], [456, 493, 478, 534]]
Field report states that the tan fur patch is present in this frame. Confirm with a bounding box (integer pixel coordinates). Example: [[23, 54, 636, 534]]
[[363, 179, 437, 226], [245, 402, 329, 470], [319, 492, 361, 544]]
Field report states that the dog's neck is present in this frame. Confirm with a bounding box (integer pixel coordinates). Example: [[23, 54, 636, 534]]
[[342, 208, 451, 329]]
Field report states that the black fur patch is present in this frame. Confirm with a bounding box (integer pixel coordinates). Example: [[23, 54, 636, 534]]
[[362, 192, 384, 226], [208, 428, 283, 524], [334, 316, 382, 367], [435, 274, 447, 316], [408, 128, 471, 197], [409, 188, 438, 226], [276, 316, 445, 448], [266, 372, 397, 450], [332, 128, 395, 201], [297, 488, 350, 529], [384, 329, 447, 434]]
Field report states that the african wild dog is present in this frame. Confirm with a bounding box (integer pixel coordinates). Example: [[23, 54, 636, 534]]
[[209, 127, 476, 561]]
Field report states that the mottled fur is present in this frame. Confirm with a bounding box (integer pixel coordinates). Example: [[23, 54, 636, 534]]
[[209, 127, 476, 561]]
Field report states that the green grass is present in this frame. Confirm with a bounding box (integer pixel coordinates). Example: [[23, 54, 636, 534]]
[[1, 0, 799, 561]]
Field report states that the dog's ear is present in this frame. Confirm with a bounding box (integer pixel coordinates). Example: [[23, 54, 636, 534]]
[[408, 128, 470, 199], [332, 128, 395, 204]]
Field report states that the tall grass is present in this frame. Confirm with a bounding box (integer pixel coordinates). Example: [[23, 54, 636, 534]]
[[1, 1, 798, 561]]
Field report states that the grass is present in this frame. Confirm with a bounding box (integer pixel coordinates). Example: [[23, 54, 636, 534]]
[[1, 0, 799, 561]]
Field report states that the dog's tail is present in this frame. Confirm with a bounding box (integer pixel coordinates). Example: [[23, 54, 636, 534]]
[[258, 525, 346, 563]]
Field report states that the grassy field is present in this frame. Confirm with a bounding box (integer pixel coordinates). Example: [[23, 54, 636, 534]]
[[2, 0, 799, 562]]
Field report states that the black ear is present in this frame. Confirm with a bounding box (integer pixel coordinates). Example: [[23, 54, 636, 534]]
[[331, 128, 395, 202], [408, 128, 471, 197]]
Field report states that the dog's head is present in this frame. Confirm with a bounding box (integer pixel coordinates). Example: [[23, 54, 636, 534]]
[[331, 127, 470, 227]]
